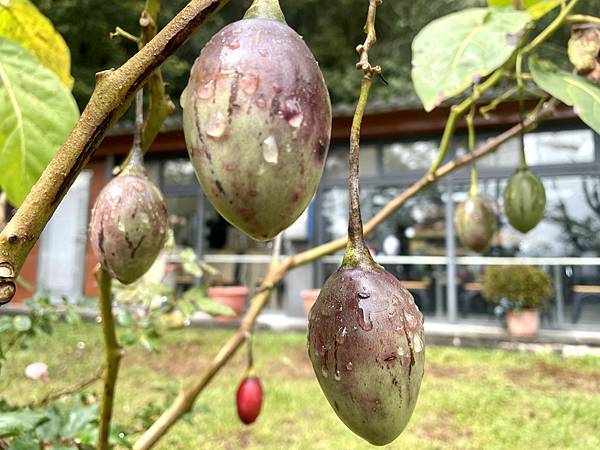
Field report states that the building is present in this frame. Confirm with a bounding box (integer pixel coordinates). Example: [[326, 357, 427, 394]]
[[8, 100, 600, 331]]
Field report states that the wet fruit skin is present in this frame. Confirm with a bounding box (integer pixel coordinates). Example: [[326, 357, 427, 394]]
[[454, 194, 497, 253], [308, 268, 425, 446], [89, 174, 168, 284], [504, 167, 546, 233], [236, 376, 264, 425], [181, 18, 332, 241]]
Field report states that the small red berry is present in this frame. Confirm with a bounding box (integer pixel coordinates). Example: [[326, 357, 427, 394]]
[[236, 376, 263, 425]]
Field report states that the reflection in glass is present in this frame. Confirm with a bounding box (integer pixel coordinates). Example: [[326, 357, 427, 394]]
[[324, 146, 378, 179], [382, 141, 437, 173], [163, 159, 197, 186], [165, 196, 198, 248]]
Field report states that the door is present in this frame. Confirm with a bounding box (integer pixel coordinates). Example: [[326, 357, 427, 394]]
[[37, 171, 92, 302]]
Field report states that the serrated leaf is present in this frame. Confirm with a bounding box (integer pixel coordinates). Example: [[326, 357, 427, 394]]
[[0, 411, 47, 437], [487, 0, 561, 19], [530, 56, 600, 134], [0, 0, 73, 88], [12, 315, 31, 332], [0, 37, 79, 206], [412, 8, 531, 111]]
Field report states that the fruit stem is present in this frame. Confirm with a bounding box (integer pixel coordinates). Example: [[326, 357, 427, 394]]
[[466, 102, 479, 197], [245, 332, 254, 376], [342, 0, 383, 271], [123, 89, 146, 176], [243, 0, 286, 22]]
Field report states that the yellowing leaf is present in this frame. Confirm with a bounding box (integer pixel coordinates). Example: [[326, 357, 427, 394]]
[[0, 37, 79, 206], [0, 0, 73, 89], [487, 0, 562, 20]]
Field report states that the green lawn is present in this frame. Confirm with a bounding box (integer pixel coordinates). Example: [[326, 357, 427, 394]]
[[1, 322, 600, 449]]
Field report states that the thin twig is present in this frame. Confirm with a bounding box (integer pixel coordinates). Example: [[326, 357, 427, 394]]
[[566, 14, 600, 26], [96, 267, 123, 450], [28, 365, 104, 409]]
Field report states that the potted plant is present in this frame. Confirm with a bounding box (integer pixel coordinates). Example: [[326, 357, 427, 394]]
[[481, 265, 553, 337]]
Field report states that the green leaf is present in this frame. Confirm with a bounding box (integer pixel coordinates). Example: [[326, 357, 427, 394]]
[[0, 316, 14, 333], [7, 432, 39, 450], [0, 0, 73, 88], [64, 305, 81, 325], [12, 315, 31, 332], [0, 411, 47, 438], [183, 287, 236, 317], [487, 0, 561, 19], [412, 8, 530, 111], [196, 297, 236, 317], [116, 309, 136, 327], [0, 37, 79, 206], [180, 248, 203, 278], [530, 56, 600, 134]]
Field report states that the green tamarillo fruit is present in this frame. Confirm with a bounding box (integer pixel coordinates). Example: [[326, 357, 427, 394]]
[[180, 1, 332, 241], [454, 194, 497, 253], [308, 264, 425, 445], [89, 173, 168, 284], [504, 167, 546, 233]]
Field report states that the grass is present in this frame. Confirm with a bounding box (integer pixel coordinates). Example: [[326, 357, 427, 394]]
[[1, 322, 600, 449]]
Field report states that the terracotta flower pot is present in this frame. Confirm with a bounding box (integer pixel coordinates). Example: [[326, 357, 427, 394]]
[[208, 286, 248, 322], [506, 308, 540, 338], [301, 289, 321, 316]]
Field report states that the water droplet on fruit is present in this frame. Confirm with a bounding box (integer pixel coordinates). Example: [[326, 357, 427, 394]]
[[334, 370, 341, 381], [405, 312, 417, 329], [255, 96, 267, 109], [321, 367, 329, 378], [358, 291, 370, 300], [346, 361, 353, 371], [206, 112, 226, 139], [258, 49, 268, 57], [397, 345, 406, 356], [284, 98, 303, 128], [228, 40, 240, 49], [413, 333, 424, 353], [197, 79, 215, 99], [357, 307, 373, 331], [335, 326, 348, 344], [241, 74, 259, 94], [262, 136, 279, 164]]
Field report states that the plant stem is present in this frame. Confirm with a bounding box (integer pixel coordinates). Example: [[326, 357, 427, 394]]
[[429, 65, 508, 173], [342, 0, 382, 270], [117, 0, 176, 173], [566, 14, 600, 25], [520, 0, 581, 56], [243, 0, 285, 22], [0, 0, 230, 305], [96, 267, 123, 450], [466, 103, 479, 197]]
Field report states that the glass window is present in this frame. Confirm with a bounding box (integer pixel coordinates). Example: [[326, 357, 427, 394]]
[[163, 159, 197, 186], [320, 184, 447, 257], [525, 129, 595, 165], [382, 140, 438, 173], [324, 145, 378, 179], [165, 196, 199, 248]]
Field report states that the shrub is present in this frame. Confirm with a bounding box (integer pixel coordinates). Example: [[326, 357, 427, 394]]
[[481, 265, 553, 310]]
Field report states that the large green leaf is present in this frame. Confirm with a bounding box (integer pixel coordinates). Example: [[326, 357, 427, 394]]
[[412, 8, 531, 111], [530, 56, 600, 134], [0, 411, 47, 438], [0, 0, 73, 88], [0, 37, 79, 206], [487, 0, 562, 19]]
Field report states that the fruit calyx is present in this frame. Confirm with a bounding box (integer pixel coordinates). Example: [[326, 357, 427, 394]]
[[243, 0, 285, 22]]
